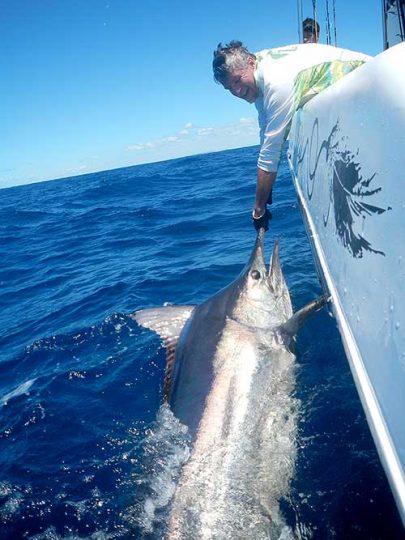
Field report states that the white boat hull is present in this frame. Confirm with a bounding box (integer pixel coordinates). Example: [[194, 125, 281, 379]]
[[288, 42, 405, 525]]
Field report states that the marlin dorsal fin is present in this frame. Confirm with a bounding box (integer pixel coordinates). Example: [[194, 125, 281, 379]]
[[132, 305, 195, 342], [131, 305, 195, 400]]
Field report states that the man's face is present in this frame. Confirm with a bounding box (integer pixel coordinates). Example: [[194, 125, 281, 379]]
[[303, 31, 317, 43], [223, 58, 258, 103]]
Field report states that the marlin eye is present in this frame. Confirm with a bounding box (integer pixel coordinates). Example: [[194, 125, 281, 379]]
[[250, 270, 260, 280]]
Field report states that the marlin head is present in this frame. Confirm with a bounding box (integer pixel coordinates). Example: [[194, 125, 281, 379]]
[[231, 230, 293, 329]]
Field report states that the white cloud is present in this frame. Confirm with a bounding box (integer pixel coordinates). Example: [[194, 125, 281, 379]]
[[127, 144, 144, 151], [197, 127, 214, 136], [239, 117, 255, 124], [127, 117, 257, 155], [125, 116, 259, 166]]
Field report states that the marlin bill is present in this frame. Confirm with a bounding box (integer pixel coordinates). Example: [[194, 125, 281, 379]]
[[132, 229, 327, 539]]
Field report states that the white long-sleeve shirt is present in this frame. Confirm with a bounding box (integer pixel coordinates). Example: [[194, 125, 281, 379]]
[[254, 43, 371, 172]]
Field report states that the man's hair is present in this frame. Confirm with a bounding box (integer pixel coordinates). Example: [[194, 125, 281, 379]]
[[302, 17, 320, 34], [212, 40, 255, 85]]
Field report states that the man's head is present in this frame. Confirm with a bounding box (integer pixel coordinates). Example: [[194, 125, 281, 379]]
[[213, 41, 258, 103], [303, 18, 320, 43]]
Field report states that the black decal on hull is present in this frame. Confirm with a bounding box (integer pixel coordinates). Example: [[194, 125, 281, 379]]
[[294, 118, 390, 258]]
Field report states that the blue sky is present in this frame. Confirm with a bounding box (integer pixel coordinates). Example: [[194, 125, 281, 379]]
[[1, 0, 382, 188]]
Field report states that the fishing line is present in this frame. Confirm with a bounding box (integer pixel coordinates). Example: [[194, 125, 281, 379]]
[[297, 0, 304, 42], [325, 0, 331, 44], [332, 0, 338, 45], [312, 0, 318, 41]]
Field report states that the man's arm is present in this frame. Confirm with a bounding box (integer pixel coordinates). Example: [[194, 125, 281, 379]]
[[253, 167, 277, 218]]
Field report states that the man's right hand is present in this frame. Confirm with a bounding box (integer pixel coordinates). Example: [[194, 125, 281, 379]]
[[252, 208, 272, 231]]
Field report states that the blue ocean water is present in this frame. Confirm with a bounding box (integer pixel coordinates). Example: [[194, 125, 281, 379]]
[[0, 146, 402, 539]]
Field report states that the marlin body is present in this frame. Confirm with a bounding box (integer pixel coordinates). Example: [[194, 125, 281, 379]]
[[133, 230, 326, 539]]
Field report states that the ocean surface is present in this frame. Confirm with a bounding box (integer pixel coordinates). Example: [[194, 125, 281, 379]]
[[0, 146, 403, 539]]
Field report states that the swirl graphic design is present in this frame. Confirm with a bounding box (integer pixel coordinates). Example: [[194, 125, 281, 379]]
[[296, 119, 391, 258]]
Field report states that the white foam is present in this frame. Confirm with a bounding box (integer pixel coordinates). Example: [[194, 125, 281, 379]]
[[0, 378, 36, 407], [125, 404, 191, 533]]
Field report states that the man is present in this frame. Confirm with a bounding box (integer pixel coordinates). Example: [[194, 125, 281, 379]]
[[212, 41, 371, 229], [303, 17, 320, 43]]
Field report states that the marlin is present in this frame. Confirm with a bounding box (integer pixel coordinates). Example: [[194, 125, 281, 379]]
[[132, 229, 327, 539]]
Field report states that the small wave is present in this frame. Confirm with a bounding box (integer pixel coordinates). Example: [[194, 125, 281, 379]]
[[0, 378, 36, 407]]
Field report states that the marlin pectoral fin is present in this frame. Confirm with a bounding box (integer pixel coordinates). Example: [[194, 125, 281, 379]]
[[279, 294, 330, 337]]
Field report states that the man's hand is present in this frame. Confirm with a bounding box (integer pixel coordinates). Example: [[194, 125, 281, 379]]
[[252, 208, 272, 231]]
